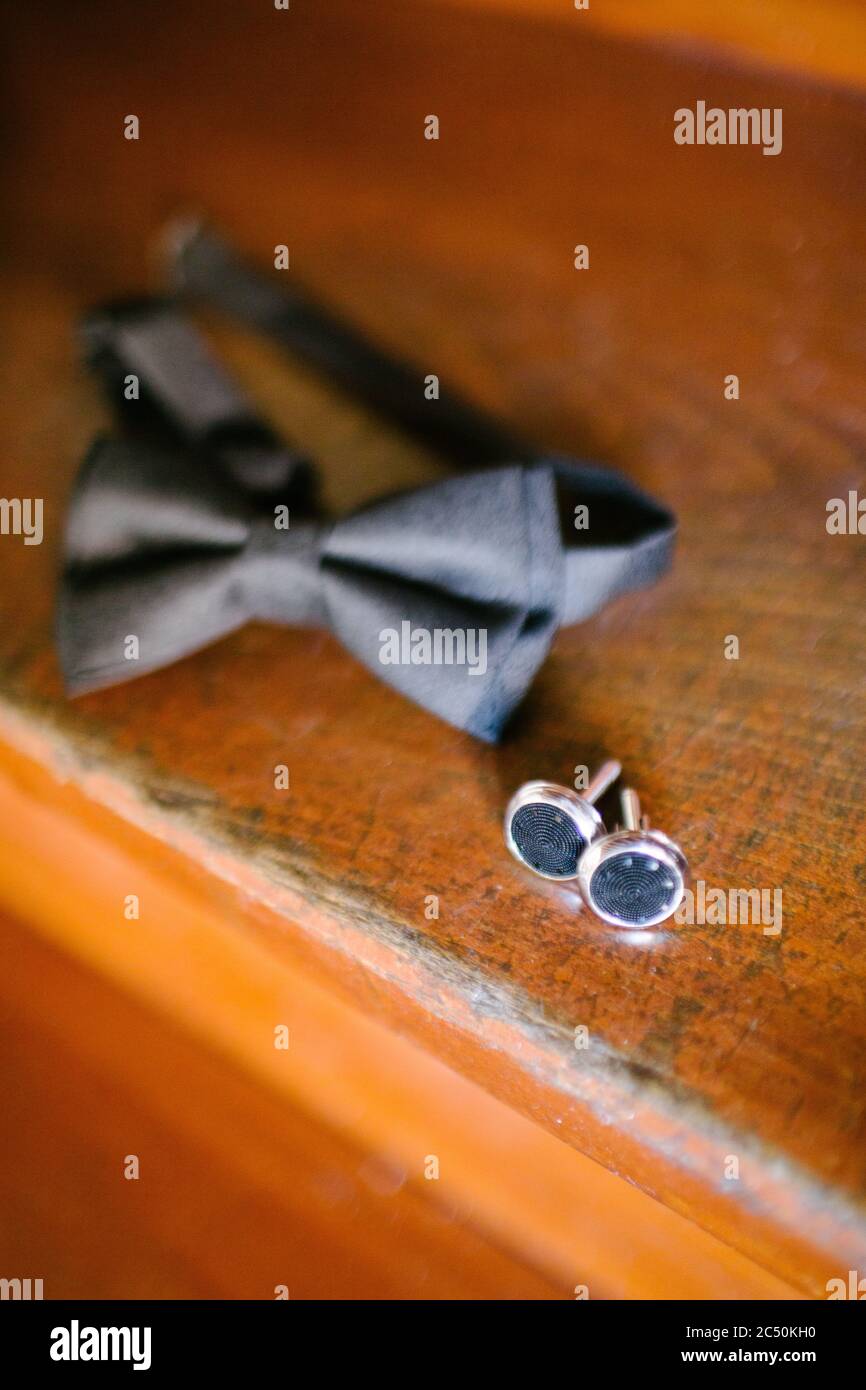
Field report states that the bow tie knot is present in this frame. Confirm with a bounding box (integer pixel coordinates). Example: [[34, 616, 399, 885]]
[[241, 517, 329, 626]]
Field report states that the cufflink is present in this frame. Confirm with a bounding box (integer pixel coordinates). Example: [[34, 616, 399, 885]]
[[577, 788, 688, 927], [504, 760, 621, 880]]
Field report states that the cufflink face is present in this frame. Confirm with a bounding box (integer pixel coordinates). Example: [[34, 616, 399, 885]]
[[577, 829, 688, 928], [504, 781, 605, 881]]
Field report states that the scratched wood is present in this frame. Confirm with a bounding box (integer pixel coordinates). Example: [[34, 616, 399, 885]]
[[1, 0, 865, 1294]]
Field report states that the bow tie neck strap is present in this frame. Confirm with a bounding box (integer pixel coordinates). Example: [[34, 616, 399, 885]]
[[80, 299, 315, 505], [166, 219, 527, 470]]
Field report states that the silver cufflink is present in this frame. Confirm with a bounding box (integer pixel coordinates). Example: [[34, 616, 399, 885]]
[[504, 760, 621, 880], [577, 788, 688, 928]]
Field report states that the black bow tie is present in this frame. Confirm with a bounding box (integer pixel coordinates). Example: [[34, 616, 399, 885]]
[[57, 227, 676, 741], [59, 436, 674, 740]]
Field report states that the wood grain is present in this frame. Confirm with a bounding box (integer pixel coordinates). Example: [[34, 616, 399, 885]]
[[0, 0, 864, 1294]]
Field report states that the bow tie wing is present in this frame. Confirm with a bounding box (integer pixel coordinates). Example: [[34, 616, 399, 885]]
[[58, 437, 254, 693], [547, 456, 677, 622], [56, 440, 676, 737], [64, 436, 250, 567], [321, 465, 564, 740], [58, 553, 252, 695]]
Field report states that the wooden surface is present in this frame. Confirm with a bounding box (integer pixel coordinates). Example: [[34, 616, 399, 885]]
[[0, 910, 564, 1300], [449, 0, 866, 91], [0, 736, 801, 1299], [1, 0, 865, 1296]]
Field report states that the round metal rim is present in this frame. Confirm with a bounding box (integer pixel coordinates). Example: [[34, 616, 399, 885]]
[[578, 828, 688, 928], [504, 781, 605, 882]]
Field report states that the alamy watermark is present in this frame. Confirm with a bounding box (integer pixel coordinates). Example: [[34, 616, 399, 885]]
[[0, 497, 43, 545], [675, 102, 782, 157], [50, 1321, 152, 1371], [379, 621, 487, 676], [0, 1276, 43, 1299], [675, 880, 783, 936], [826, 491, 866, 534], [826, 1270, 866, 1299]]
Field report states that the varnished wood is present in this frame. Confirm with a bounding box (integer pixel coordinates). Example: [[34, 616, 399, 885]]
[[1, 0, 864, 1295], [0, 910, 566, 1300], [0, 735, 801, 1299], [449, 0, 866, 91]]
